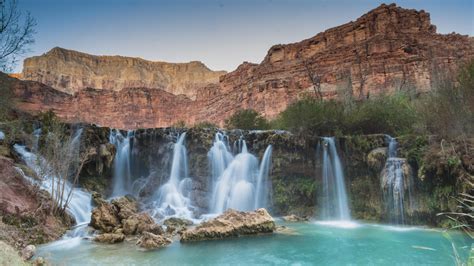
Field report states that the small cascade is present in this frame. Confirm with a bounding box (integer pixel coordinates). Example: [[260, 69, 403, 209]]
[[209, 132, 273, 214], [382, 136, 414, 224], [109, 129, 133, 197], [320, 137, 351, 221], [13, 129, 92, 226], [255, 145, 273, 209], [152, 132, 194, 219]]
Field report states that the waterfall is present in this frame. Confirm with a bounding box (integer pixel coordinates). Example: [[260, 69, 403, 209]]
[[109, 129, 133, 197], [255, 145, 273, 209], [13, 129, 92, 225], [152, 132, 194, 219], [209, 132, 273, 214], [382, 136, 414, 224], [320, 137, 351, 221]]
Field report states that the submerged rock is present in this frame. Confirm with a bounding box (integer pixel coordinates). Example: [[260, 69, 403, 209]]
[[136, 232, 172, 249], [282, 214, 309, 222], [94, 233, 125, 244], [180, 208, 275, 242]]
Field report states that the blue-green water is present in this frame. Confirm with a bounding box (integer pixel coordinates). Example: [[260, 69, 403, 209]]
[[37, 221, 472, 265]]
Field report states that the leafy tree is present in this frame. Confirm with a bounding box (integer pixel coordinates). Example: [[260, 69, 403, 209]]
[[225, 109, 269, 130]]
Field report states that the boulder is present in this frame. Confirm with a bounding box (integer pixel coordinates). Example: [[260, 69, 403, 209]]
[[112, 195, 138, 220], [94, 233, 125, 244], [20, 244, 36, 260], [282, 214, 309, 222], [136, 232, 172, 249], [122, 212, 156, 235], [90, 203, 120, 233], [180, 208, 275, 242]]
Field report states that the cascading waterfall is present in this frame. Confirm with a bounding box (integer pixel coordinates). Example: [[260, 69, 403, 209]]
[[13, 129, 92, 229], [382, 136, 414, 224], [109, 129, 133, 197], [209, 132, 273, 214], [152, 132, 194, 219], [320, 137, 351, 221], [255, 145, 273, 209]]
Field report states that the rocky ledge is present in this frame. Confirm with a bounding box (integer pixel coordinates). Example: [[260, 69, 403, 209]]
[[180, 208, 275, 242], [89, 195, 167, 249]]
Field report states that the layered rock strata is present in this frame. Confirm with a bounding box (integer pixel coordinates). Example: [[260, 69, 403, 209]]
[[22, 47, 226, 99], [10, 4, 474, 128]]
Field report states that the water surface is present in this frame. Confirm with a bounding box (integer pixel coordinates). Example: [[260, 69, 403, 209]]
[[36, 221, 471, 265]]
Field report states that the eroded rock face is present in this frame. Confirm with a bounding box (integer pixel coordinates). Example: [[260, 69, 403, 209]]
[[90, 203, 120, 233], [180, 208, 275, 242], [8, 4, 473, 129], [111, 196, 138, 220], [22, 47, 226, 99], [122, 213, 156, 235], [89, 195, 164, 239], [136, 232, 172, 249]]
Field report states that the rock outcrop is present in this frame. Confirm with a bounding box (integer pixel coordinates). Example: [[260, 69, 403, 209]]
[[22, 47, 226, 99], [136, 232, 172, 249], [94, 233, 125, 244], [180, 208, 275, 242], [89, 195, 168, 247], [10, 4, 474, 129]]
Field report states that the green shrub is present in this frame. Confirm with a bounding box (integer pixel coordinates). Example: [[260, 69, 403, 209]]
[[225, 109, 269, 130], [275, 93, 417, 136], [416, 60, 474, 138], [193, 121, 218, 129]]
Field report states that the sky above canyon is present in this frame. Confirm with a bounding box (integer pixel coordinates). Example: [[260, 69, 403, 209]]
[[15, 0, 474, 73]]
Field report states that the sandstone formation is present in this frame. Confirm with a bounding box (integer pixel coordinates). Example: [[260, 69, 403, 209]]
[[8, 4, 474, 129], [22, 47, 226, 99], [180, 208, 275, 242]]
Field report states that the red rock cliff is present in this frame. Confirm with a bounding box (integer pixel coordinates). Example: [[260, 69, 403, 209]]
[[22, 47, 226, 99], [11, 4, 474, 129]]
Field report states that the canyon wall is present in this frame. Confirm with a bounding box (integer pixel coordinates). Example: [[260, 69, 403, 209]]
[[12, 4, 474, 128], [21, 47, 226, 99]]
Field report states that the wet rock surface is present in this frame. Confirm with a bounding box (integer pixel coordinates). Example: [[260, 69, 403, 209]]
[[94, 233, 125, 244], [90, 203, 120, 233], [180, 209, 275, 242], [282, 214, 309, 222], [136, 232, 172, 249]]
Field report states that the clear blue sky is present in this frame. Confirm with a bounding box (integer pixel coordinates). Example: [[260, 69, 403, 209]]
[[15, 0, 474, 73]]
